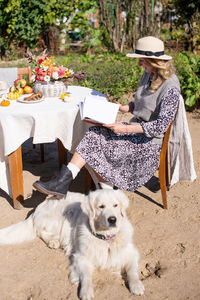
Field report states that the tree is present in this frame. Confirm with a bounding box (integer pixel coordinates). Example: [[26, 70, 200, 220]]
[[169, 0, 200, 52], [96, 0, 139, 51], [0, 0, 96, 57], [96, 0, 162, 52]]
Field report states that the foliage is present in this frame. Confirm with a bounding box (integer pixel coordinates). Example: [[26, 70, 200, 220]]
[[96, 0, 139, 52], [0, 0, 96, 57], [1, 51, 199, 109], [168, 0, 200, 52], [169, 0, 200, 24], [46, 51, 200, 108], [174, 51, 200, 108], [57, 52, 143, 100]]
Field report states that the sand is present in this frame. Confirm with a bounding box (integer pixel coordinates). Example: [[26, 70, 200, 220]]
[[0, 110, 199, 300]]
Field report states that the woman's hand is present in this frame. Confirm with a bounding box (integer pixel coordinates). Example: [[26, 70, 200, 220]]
[[103, 123, 128, 134]]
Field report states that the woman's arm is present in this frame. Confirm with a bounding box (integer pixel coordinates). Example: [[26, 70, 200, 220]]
[[141, 87, 180, 137], [119, 101, 135, 113], [104, 87, 180, 135], [103, 122, 143, 134]]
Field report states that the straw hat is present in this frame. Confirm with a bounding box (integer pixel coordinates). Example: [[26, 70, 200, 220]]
[[126, 36, 172, 60]]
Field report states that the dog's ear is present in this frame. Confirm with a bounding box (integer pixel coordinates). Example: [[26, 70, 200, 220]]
[[81, 191, 97, 233], [81, 191, 96, 219], [118, 190, 129, 217]]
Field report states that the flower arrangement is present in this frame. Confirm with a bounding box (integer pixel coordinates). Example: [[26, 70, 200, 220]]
[[25, 52, 85, 84]]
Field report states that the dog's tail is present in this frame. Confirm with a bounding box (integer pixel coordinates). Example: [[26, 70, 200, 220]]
[[0, 216, 36, 245]]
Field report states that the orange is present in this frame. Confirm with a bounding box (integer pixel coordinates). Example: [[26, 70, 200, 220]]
[[1, 100, 10, 106], [24, 85, 33, 94]]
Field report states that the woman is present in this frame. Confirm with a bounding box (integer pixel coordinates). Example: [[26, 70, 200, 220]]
[[33, 36, 180, 198]]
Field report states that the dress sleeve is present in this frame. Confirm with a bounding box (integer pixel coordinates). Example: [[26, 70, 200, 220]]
[[141, 87, 180, 137]]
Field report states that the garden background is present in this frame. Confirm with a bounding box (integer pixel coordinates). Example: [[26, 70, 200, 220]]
[[0, 0, 200, 109], [0, 1, 200, 300]]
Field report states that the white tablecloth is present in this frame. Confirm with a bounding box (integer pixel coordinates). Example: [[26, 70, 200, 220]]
[[0, 86, 106, 196]]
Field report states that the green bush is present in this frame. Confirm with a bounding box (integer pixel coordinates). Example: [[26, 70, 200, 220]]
[[174, 52, 200, 109], [58, 51, 200, 108], [57, 52, 143, 101]]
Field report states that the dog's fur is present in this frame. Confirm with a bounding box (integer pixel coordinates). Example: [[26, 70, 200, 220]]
[[0, 189, 144, 300]]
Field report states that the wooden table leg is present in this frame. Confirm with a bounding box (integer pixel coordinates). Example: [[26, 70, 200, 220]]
[[8, 146, 24, 209], [57, 139, 68, 168]]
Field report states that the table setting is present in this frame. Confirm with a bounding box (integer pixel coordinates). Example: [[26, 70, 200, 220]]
[[0, 54, 107, 207], [0, 84, 106, 201]]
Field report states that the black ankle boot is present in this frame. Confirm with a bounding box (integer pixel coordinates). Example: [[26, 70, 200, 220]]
[[33, 165, 73, 198]]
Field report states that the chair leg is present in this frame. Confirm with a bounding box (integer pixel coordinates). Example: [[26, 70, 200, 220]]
[[159, 156, 168, 209], [165, 150, 169, 191], [40, 144, 45, 162], [84, 168, 93, 193]]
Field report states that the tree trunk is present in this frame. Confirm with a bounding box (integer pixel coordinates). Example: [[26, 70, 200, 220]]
[[97, 0, 160, 52]]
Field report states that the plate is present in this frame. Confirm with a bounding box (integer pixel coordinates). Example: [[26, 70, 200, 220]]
[[17, 94, 44, 104]]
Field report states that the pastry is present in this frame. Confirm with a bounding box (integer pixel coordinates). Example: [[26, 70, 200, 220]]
[[24, 91, 42, 101]]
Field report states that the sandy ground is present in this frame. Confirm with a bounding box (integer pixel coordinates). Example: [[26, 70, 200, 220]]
[[0, 110, 200, 300]]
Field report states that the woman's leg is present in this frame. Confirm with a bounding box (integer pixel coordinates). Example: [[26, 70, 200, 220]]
[[70, 152, 87, 169], [33, 152, 86, 198]]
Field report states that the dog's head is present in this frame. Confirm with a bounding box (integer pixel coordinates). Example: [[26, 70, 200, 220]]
[[81, 189, 129, 236]]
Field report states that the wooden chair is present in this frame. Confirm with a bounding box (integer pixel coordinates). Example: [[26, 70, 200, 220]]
[[84, 122, 173, 209], [17, 67, 44, 162], [17, 67, 32, 82]]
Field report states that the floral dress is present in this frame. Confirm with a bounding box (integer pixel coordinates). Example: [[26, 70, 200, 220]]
[[76, 87, 180, 191]]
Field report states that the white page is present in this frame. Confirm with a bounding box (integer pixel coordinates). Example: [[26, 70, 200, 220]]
[[81, 96, 119, 124]]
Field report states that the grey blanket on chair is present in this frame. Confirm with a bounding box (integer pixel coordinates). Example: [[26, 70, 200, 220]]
[[0, 68, 18, 88]]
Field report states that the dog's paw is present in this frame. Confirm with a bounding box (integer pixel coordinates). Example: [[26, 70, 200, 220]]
[[69, 270, 79, 285], [79, 285, 94, 300], [129, 280, 145, 295], [48, 239, 60, 249]]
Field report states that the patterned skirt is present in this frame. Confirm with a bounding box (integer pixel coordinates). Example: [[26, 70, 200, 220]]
[[76, 126, 161, 192]]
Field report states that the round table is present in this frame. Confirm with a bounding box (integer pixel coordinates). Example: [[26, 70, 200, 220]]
[[0, 86, 106, 208]]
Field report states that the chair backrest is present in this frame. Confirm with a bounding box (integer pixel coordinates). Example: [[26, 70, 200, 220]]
[[159, 121, 173, 162], [17, 67, 32, 82]]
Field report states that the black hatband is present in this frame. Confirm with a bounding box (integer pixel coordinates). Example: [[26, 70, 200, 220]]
[[135, 49, 164, 57]]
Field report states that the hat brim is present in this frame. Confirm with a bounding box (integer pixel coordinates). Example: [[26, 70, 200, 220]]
[[126, 52, 172, 60]]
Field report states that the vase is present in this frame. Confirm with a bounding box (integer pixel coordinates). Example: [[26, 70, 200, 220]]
[[34, 81, 67, 97]]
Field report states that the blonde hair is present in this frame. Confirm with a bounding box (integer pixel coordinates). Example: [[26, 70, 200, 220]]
[[145, 58, 175, 93]]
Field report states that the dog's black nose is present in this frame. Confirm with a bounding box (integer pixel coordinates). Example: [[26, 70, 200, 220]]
[[108, 216, 116, 224]]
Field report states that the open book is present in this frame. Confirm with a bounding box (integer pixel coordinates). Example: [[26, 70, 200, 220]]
[[79, 96, 120, 126]]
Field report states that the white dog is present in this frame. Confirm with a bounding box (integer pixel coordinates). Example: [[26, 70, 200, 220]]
[[0, 189, 144, 299]]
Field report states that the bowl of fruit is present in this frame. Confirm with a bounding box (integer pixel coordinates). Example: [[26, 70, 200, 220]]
[[8, 79, 33, 100]]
